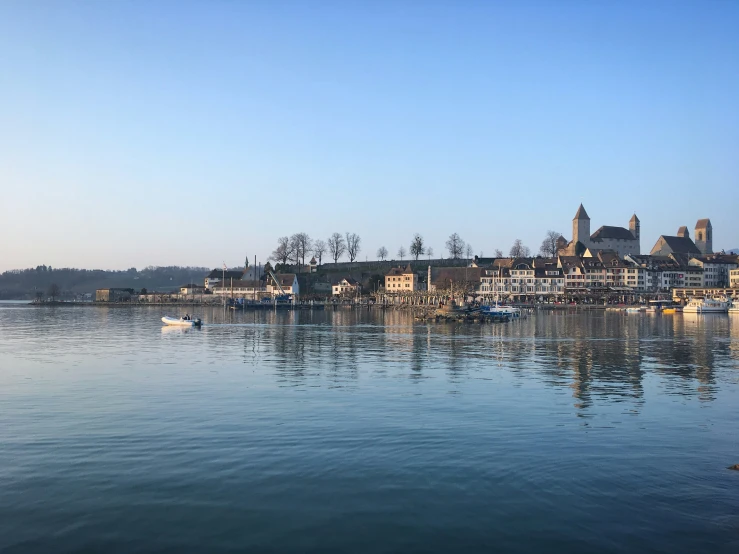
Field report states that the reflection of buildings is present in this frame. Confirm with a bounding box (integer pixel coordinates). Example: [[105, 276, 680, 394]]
[[199, 308, 731, 409], [730, 313, 739, 362]]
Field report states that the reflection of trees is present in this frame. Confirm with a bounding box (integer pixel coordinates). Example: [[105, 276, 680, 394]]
[[206, 307, 731, 409]]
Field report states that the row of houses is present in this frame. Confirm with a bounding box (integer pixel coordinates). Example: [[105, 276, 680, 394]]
[[379, 250, 739, 300]]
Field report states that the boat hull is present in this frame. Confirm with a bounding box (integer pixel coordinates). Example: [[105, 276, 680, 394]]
[[161, 316, 201, 326], [683, 307, 728, 313]]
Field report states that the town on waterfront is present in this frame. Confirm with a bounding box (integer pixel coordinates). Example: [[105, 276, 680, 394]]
[[6, 203, 738, 311]]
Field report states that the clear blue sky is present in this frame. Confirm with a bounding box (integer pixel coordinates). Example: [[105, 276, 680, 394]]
[[1, 0, 737, 271]]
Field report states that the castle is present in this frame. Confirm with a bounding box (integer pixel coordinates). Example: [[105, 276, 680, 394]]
[[558, 204, 640, 258], [557, 204, 714, 258], [650, 220, 713, 256]]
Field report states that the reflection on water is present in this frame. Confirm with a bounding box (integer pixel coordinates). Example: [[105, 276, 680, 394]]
[[1, 304, 739, 553]]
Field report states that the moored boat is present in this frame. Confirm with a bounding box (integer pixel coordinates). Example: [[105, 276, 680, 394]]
[[683, 297, 729, 314], [162, 316, 202, 327], [481, 304, 522, 318]]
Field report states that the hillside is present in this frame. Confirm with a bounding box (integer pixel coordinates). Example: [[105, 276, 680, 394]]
[[0, 266, 211, 299]]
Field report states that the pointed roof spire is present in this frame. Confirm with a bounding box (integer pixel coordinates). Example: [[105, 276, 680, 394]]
[[574, 204, 589, 220], [630, 213, 639, 222]]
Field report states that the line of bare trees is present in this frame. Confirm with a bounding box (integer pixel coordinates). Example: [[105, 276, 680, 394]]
[[271, 232, 362, 270], [271, 229, 563, 270]]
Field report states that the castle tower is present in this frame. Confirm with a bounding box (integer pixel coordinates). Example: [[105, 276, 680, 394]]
[[677, 226, 689, 239], [629, 214, 640, 254], [694, 219, 712, 255], [572, 204, 590, 250]]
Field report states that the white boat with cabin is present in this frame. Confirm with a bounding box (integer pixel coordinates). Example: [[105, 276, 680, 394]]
[[481, 304, 522, 318], [683, 297, 729, 314]]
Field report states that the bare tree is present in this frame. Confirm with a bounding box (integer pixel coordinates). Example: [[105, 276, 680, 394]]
[[446, 233, 465, 259], [313, 239, 327, 265], [288, 235, 303, 268], [271, 236, 293, 265], [328, 232, 346, 263], [377, 246, 388, 261], [292, 232, 312, 269], [48, 283, 60, 302], [494, 249, 503, 258], [539, 230, 562, 257], [345, 232, 361, 263], [427, 247, 434, 260], [509, 239, 531, 258], [410, 233, 425, 260], [397, 246, 407, 261], [465, 243, 474, 260]]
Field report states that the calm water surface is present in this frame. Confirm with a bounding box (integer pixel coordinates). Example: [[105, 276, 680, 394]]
[[1, 304, 739, 553]]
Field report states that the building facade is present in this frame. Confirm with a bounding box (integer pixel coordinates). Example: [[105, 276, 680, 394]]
[[332, 278, 361, 296], [694, 219, 713, 255], [689, 256, 738, 287], [210, 280, 266, 298], [477, 258, 564, 300], [385, 265, 419, 291], [730, 269, 739, 288], [267, 274, 299, 296], [204, 269, 245, 290]]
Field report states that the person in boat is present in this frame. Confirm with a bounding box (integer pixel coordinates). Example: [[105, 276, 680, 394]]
[[184, 314, 190, 321]]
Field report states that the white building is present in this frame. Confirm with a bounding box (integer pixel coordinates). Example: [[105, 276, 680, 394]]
[[477, 259, 564, 300], [210, 280, 266, 299], [267, 273, 299, 296], [332, 277, 361, 296]]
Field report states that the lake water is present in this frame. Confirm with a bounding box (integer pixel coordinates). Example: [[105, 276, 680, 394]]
[[1, 303, 739, 553]]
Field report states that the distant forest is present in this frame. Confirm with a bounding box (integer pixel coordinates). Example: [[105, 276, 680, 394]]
[[0, 265, 211, 299]]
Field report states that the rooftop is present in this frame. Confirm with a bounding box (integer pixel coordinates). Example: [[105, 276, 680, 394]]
[[654, 235, 701, 255], [386, 265, 414, 276], [590, 226, 636, 241], [574, 204, 590, 220]]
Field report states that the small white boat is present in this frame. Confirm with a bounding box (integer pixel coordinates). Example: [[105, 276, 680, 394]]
[[683, 297, 729, 314], [161, 316, 202, 327], [626, 307, 643, 313], [481, 304, 522, 318]]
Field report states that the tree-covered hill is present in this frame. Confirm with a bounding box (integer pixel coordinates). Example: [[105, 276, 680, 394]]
[[0, 265, 211, 299]]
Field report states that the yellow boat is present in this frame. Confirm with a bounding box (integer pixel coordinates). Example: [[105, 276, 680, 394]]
[[663, 308, 677, 314]]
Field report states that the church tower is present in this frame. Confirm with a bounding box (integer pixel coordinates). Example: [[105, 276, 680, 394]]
[[572, 204, 590, 250], [629, 214, 640, 254], [694, 219, 712, 255]]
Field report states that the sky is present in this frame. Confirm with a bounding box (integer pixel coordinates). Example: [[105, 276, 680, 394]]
[[1, 0, 737, 272]]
